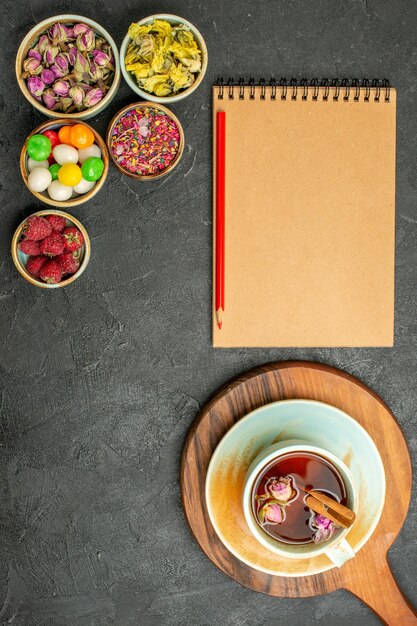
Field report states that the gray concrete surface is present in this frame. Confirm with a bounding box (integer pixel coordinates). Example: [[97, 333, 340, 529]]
[[0, 0, 416, 624]]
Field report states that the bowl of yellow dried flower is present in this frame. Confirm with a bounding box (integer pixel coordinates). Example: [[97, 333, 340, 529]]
[[120, 14, 208, 103]]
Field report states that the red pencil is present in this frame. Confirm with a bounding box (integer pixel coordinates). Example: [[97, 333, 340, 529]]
[[216, 111, 226, 330]]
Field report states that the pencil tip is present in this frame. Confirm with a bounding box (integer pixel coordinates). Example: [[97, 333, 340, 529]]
[[218, 322, 222, 330]]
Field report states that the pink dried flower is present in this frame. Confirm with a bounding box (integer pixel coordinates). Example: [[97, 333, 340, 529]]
[[23, 57, 41, 72], [27, 76, 45, 97], [41, 68, 55, 84], [54, 53, 69, 75], [53, 80, 70, 96], [77, 29, 95, 52], [74, 50, 90, 75], [260, 502, 284, 524], [83, 87, 102, 108], [267, 477, 296, 502], [69, 85, 84, 106], [72, 23, 90, 36], [44, 45, 59, 65], [311, 514, 336, 543], [68, 46, 78, 65], [38, 35, 50, 54], [91, 49, 110, 67], [28, 48, 42, 62], [42, 88, 57, 109], [49, 23, 68, 43]]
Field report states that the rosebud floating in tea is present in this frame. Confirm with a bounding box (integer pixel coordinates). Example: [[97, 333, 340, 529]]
[[21, 22, 115, 113]]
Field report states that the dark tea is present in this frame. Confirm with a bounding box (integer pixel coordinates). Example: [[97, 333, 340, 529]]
[[252, 451, 347, 545]]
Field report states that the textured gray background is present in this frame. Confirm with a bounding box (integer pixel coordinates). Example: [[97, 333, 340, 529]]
[[0, 0, 416, 624]]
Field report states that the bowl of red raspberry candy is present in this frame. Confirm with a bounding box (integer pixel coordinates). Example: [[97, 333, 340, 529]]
[[11, 209, 90, 288]]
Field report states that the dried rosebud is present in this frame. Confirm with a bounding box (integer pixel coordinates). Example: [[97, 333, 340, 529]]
[[72, 23, 90, 36], [267, 477, 296, 502], [38, 35, 50, 54], [50, 64, 65, 79], [68, 46, 78, 66], [91, 49, 110, 67], [82, 87, 102, 108], [53, 80, 69, 96], [41, 68, 55, 85], [60, 97, 74, 112], [69, 85, 84, 106], [44, 45, 59, 65], [74, 50, 90, 75], [23, 57, 41, 72], [49, 23, 68, 43], [65, 25, 74, 39], [28, 48, 42, 62], [54, 53, 69, 75], [88, 61, 104, 81], [27, 76, 45, 97], [42, 88, 57, 109], [311, 514, 335, 543], [77, 29, 95, 52], [260, 502, 284, 524]]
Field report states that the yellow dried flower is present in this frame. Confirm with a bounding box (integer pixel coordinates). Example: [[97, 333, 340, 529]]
[[125, 19, 201, 96]]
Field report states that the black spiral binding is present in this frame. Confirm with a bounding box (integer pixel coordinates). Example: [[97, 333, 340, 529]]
[[215, 77, 391, 102]]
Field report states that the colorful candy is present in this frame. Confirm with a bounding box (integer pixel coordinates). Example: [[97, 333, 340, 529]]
[[47, 180, 73, 201], [58, 163, 82, 187], [28, 167, 52, 192], [27, 134, 51, 161], [109, 106, 180, 176], [69, 124, 95, 149], [28, 157, 49, 172], [58, 126, 72, 144], [81, 157, 104, 182], [73, 178, 95, 194], [53, 144, 79, 165], [78, 144, 101, 163], [25, 124, 104, 202], [49, 163, 61, 180], [43, 130, 60, 151]]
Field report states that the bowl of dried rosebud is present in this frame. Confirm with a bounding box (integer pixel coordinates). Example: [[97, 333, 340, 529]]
[[11, 210, 91, 288], [16, 14, 120, 119]]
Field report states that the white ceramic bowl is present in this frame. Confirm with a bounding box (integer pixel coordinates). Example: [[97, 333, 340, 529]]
[[16, 14, 121, 120], [120, 14, 208, 103]]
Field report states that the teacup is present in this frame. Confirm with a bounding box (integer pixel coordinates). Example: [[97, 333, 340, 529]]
[[243, 440, 358, 567]]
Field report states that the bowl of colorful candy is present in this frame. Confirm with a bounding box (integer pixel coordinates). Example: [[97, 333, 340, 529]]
[[120, 14, 208, 103], [107, 102, 184, 180], [21, 119, 108, 207], [16, 14, 120, 119], [11, 210, 91, 289]]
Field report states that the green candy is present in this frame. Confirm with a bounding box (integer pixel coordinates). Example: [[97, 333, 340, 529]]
[[27, 134, 51, 161], [81, 157, 104, 182], [49, 163, 61, 181]]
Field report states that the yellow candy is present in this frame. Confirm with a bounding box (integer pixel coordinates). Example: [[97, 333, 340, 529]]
[[58, 163, 82, 187]]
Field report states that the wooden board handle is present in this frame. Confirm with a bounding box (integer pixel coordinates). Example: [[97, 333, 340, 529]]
[[346, 556, 417, 625]]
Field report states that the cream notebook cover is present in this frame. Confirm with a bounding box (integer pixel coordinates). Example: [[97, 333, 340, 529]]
[[213, 79, 396, 347]]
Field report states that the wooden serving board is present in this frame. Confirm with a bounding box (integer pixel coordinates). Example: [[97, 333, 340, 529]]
[[180, 361, 416, 625]]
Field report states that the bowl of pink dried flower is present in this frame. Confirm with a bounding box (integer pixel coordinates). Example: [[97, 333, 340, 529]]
[[16, 14, 120, 119], [11, 209, 91, 288]]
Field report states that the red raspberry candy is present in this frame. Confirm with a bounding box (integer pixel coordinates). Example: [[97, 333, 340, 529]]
[[19, 239, 41, 255], [39, 260, 63, 284], [26, 256, 47, 278], [63, 226, 84, 252], [40, 233, 65, 257], [56, 252, 80, 274], [46, 214, 66, 233], [23, 216, 52, 241]]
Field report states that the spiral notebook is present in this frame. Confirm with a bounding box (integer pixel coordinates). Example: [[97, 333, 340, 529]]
[[213, 78, 396, 347]]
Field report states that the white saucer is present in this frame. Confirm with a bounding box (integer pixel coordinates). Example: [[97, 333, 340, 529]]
[[205, 399, 385, 577]]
